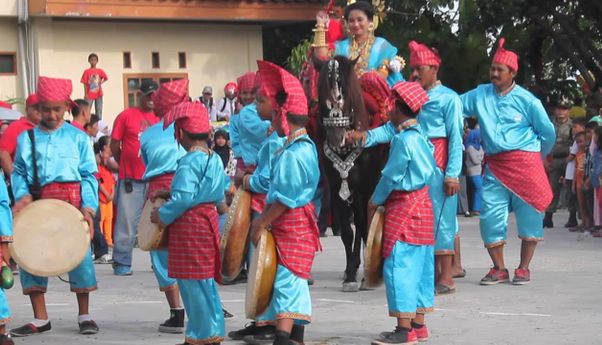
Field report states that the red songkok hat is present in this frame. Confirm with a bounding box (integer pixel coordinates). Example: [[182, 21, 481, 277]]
[[26, 94, 39, 107], [0, 101, 11, 109], [163, 101, 210, 135], [36, 76, 75, 105], [408, 40, 442, 68], [360, 71, 392, 127], [152, 79, 189, 116], [237, 72, 257, 93], [391, 82, 429, 113], [492, 37, 519, 72], [257, 60, 308, 135]]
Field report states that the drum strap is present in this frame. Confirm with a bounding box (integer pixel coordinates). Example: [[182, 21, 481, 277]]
[[27, 129, 41, 201]]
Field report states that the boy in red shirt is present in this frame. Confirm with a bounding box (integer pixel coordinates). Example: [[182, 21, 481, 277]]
[[81, 53, 108, 119]]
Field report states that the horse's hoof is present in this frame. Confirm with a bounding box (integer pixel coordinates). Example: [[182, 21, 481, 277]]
[[342, 281, 360, 292], [360, 278, 375, 291]]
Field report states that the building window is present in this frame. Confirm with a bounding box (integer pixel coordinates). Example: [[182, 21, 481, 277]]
[[178, 52, 186, 69], [123, 73, 188, 107], [152, 52, 160, 69], [123, 52, 132, 69], [0, 53, 16, 75]]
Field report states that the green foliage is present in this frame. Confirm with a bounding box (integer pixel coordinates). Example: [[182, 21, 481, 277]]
[[285, 39, 312, 76]]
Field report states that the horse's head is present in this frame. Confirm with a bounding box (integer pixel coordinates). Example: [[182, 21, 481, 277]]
[[316, 55, 368, 149]]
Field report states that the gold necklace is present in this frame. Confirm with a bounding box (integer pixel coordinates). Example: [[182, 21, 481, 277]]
[[350, 35, 375, 77]]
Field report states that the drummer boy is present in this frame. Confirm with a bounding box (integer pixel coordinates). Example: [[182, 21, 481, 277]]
[[249, 61, 321, 345], [150, 101, 229, 345], [0, 177, 14, 345], [350, 82, 436, 345], [10, 76, 99, 337]]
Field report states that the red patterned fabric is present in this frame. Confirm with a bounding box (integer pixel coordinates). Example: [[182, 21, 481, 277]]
[[147, 173, 174, 201], [40, 182, 82, 208], [390, 82, 429, 113], [360, 71, 392, 128], [152, 79, 189, 116], [251, 193, 266, 214], [486, 150, 552, 213], [163, 101, 210, 134], [36, 76, 75, 104], [237, 72, 257, 92], [168, 203, 221, 281], [26, 94, 38, 107], [430, 138, 449, 171], [408, 40, 442, 68], [492, 37, 519, 72], [271, 203, 321, 279], [383, 187, 434, 258]]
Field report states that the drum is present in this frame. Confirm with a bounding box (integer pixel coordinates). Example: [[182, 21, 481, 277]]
[[245, 230, 277, 319], [10, 199, 90, 277], [363, 206, 384, 288], [138, 198, 168, 251], [220, 188, 252, 281]]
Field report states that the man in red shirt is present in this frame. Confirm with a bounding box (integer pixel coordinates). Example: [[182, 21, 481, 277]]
[[0, 94, 41, 175], [110, 80, 159, 276], [81, 53, 108, 119], [71, 99, 92, 133]]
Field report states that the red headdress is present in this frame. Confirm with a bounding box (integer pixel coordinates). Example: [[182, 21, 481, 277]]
[[36, 76, 76, 106], [237, 72, 257, 93], [0, 101, 10, 109], [152, 79, 189, 116], [492, 37, 519, 72], [360, 71, 391, 128], [26, 94, 39, 107], [391, 82, 429, 113], [408, 40, 441, 68], [163, 101, 210, 138]]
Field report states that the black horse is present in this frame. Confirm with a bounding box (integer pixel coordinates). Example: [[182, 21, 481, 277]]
[[314, 56, 386, 291]]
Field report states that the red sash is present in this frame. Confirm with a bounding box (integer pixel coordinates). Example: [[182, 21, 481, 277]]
[[383, 187, 434, 257], [430, 138, 449, 171], [147, 173, 174, 201], [251, 193, 267, 214], [271, 203, 321, 279], [167, 203, 221, 282], [486, 150, 553, 213], [40, 182, 81, 208]]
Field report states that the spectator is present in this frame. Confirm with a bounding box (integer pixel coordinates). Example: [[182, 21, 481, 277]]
[[215, 82, 237, 122], [110, 80, 159, 276], [71, 99, 92, 132], [213, 129, 234, 173], [565, 117, 587, 228], [81, 53, 108, 119], [95, 120, 110, 142], [85, 115, 101, 144], [573, 132, 591, 230], [95, 136, 115, 258], [199, 86, 217, 121], [465, 127, 484, 215], [586, 119, 600, 229], [592, 127, 602, 237]]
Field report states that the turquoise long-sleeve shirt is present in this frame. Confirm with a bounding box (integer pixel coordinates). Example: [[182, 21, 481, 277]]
[[0, 178, 12, 241], [460, 83, 556, 156], [371, 122, 436, 205], [230, 113, 241, 158], [417, 84, 464, 178], [159, 150, 229, 225], [140, 121, 186, 180], [12, 123, 98, 211], [237, 104, 271, 166], [267, 131, 320, 209], [249, 131, 285, 195]]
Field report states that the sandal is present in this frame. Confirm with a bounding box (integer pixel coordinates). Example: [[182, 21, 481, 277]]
[[452, 269, 466, 279], [435, 283, 456, 295]]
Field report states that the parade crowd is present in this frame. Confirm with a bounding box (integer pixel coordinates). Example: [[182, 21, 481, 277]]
[[0, 1, 592, 345]]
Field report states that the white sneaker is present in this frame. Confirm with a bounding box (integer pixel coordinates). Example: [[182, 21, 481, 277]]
[[94, 254, 112, 264]]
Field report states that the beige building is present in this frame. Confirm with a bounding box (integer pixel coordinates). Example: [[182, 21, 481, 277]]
[[0, 0, 321, 125]]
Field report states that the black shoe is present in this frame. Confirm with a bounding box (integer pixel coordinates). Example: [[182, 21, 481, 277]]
[[10, 322, 51, 337], [243, 332, 276, 344], [543, 212, 554, 228], [223, 308, 234, 319], [222, 269, 248, 285], [159, 309, 184, 334], [78, 320, 99, 335], [228, 322, 275, 340], [372, 327, 415, 344]]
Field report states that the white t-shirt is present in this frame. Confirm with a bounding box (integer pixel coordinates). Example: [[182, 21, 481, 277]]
[[565, 141, 578, 180]]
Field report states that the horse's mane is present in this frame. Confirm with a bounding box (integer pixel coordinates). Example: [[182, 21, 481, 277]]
[[316, 55, 369, 132]]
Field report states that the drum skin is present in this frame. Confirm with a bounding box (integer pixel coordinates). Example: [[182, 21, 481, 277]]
[[220, 189, 252, 281], [363, 206, 385, 288], [10, 199, 90, 277], [245, 230, 277, 319], [138, 198, 168, 251]]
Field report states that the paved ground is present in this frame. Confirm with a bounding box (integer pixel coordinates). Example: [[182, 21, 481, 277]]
[[6, 210, 601, 344]]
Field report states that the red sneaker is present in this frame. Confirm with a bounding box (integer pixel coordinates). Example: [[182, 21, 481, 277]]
[[512, 268, 531, 285], [480, 267, 509, 285], [413, 325, 429, 342]]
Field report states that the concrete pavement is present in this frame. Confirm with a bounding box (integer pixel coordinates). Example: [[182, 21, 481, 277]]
[[6, 210, 602, 344]]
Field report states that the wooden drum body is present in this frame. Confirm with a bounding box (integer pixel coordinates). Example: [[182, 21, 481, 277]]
[[363, 206, 385, 288], [138, 198, 168, 251], [220, 189, 252, 281], [245, 230, 277, 319]]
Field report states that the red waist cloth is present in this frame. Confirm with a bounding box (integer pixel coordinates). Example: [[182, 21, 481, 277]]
[[40, 182, 81, 208], [430, 138, 448, 171], [271, 203, 321, 279], [147, 173, 175, 201], [251, 193, 267, 214], [486, 150, 553, 213], [383, 187, 434, 257], [167, 203, 221, 282]]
